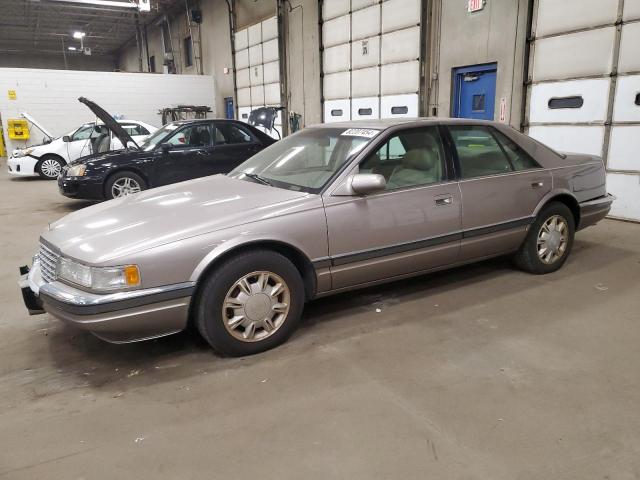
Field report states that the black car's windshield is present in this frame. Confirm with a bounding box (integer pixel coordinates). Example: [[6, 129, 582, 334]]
[[229, 127, 378, 192], [140, 123, 181, 151]]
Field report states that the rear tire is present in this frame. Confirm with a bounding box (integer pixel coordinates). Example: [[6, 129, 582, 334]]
[[36, 156, 64, 179], [105, 171, 146, 200], [195, 250, 305, 356], [514, 201, 575, 274]]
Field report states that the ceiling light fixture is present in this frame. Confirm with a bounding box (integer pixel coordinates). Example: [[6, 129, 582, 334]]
[[73, 31, 86, 39], [44, 0, 139, 9], [68, 46, 77, 51]]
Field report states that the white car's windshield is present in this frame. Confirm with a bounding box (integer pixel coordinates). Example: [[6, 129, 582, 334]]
[[229, 127, 379, 192], [140, 123, 180, 151]]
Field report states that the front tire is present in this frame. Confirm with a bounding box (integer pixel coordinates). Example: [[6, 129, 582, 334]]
[[195, 250, 305, 356], [514, 201, 575, 274], [105, 171, 146, 200], [36, 156, 64, 179]]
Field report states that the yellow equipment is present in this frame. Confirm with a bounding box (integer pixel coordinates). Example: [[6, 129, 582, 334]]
[[8, 119, 30, 140]]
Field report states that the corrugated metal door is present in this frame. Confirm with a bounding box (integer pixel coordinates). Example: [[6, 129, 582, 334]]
[[321, 0, 422, 123], [526, 0, 640, 221], [234, 16, 283, 139]]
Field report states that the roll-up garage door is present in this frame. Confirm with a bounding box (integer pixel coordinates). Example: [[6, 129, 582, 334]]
[[234, 16, 283, 139], [526, 0, 640, 221], [321, 0, 422, 123]]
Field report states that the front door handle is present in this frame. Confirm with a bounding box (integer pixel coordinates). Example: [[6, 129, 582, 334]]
[[435, 195, 453, 206], [531, 181, 544, 189]]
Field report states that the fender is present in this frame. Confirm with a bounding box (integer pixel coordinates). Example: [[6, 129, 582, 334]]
[[531, 187, 577, 218]]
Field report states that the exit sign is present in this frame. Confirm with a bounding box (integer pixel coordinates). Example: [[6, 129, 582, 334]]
[[468, 0, 484, 12]]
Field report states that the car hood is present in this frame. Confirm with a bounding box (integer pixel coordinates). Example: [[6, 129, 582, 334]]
[[68, 148, 142, 167], [43, 175, 311, 264], [78, 96, 137, 149]]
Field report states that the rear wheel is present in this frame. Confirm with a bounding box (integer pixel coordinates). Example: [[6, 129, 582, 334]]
[[514, 201, 575, 274], [105, 171, 146, 200], [36, 156, 64, 179], [195, 250, 305, 356]]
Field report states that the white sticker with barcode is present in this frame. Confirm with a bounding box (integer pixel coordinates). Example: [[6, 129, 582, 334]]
[[341, 128, 380, 138]]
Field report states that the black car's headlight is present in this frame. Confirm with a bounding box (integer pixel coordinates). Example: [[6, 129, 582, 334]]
[[67, 165, 86, 177], [58, 257, 141, 291]]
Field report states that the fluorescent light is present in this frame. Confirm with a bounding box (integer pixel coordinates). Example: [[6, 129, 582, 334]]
[[68, 46, 77, 51], [47, 0, 138, 9], [73, 31, 85, 39]]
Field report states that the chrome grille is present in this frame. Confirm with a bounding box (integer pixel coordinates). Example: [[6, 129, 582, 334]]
[[38, 243, 60, 283]]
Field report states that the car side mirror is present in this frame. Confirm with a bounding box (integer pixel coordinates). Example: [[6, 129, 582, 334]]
[[62, 135, 71, 143], [159, 143, 171, 153], [351, 173, 386, 195]]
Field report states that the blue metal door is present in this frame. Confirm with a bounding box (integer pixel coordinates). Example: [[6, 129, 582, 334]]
[[453, 63, 497, 120], [224, 97, 234, 119]]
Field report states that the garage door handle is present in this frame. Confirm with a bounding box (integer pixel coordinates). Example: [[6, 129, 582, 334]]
[[435, 196, 453, 206], [531, 181, 544, 189]]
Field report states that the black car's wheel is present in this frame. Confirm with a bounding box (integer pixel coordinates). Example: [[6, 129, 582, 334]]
[[36, 156, 64, 179], [105, 171, 147, 200], [195, 250, 305, 356], [514, 201, 575, 274]]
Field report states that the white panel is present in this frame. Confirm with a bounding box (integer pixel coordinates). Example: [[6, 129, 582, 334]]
[[381, 60, 420, 95], [235, 48, 249, 69], [618, 22, 640, 73], [323, 44, 351, 74], [613, 75, 640, 122], [264, 82, 281, 105], [238, 106, 252, 122], [251, 85, 265, 105], [263, 61, 280, 84], [608, 126, 640, 172], [380, 94, 419, 118], [607, 173, 640, 220], [352, 97, 380, 120], [323, 0, 350, 21], [262, 16, 278, 42], [381, 26, 420, 64], [249, 44, 263, 66], [529, 79, 610, 123], [323, 71, 351, 100], [382, 0, 421, 33], [527, 126, 605, 156], [352, 5, 380, 40], [249, 64, 264, 86], [324, 99, 351, 123], [623, 1, 640, 21], [248, 23, 262, 47], [352, 0, 377, 11], [236, 68, 250, 88], [532, 27, 615, 81], [352, 36, 380, 69], [237, 87, 252, 107], [234, 28, 249, 51], [352, 66, 380, 97], [323, 15, 351, 48], [262, 38, 279, 63], [535, 0, 618, 37]]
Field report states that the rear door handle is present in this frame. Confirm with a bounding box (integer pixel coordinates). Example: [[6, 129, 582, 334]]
[[531, 181, 544, 189], [435, 195, 453, 206]]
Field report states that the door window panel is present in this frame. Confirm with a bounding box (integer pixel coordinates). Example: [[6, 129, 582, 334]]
[[449, 126, 513, 179], [71, 124, 98, 141], [166, 124, 212, 147], [491, 129, 541, 171], [121, 124, 150, 136], [359, 127, 445, 190], [215, 124, 255, 145]]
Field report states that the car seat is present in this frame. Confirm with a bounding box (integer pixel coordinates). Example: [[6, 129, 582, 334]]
[[387, 136, 442, 189]]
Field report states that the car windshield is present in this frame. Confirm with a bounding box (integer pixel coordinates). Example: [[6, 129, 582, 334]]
[[229, 127, 378, 192], [140, 123, 181, 151]]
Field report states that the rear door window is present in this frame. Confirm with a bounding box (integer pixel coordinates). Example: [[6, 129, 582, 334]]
[[491, 129, 541, 171], [448, 125, 513, 179]]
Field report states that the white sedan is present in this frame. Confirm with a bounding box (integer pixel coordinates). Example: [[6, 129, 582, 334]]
[[8, 118, 157, 179]]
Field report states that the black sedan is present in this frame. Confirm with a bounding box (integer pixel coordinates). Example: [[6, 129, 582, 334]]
[[58, 99, 275, 201]]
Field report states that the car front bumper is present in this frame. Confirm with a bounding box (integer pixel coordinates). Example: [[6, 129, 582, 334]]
[[58, 175, 105, 200], [7, 155, 39, 177], [19, 260, 194, 343]]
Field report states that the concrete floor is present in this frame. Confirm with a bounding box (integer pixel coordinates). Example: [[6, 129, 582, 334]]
[[0, 168, 639, 479]]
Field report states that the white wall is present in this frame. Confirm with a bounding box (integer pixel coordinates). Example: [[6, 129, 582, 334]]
[[0, 68, 216, 152]]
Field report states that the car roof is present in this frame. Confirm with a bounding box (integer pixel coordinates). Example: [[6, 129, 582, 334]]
[[308, 117, 501, 131]]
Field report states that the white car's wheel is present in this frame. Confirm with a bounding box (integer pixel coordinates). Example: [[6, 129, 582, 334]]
[[36, 156, 64, 179]]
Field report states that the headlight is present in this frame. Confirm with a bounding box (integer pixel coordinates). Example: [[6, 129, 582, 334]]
[[12, 148, 33, 158], [67, 164, 86, 177], [58, 258, 140, 291]]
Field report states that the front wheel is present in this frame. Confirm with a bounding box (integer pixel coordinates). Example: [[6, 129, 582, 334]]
[[195, 250, 305, 356], [36, 156, 64, 179], [105, 171, 147, 200], [514, 201, 575, 274]]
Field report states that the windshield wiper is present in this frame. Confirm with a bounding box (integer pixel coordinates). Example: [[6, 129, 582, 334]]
[[243, 172, 273, 186]]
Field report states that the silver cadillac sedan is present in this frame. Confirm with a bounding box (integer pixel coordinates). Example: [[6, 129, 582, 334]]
[[19, 119, 613, 356]]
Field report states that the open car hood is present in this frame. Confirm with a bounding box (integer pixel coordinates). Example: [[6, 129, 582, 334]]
[[78, 97, 138, 149], [21, 112, 54, 141]]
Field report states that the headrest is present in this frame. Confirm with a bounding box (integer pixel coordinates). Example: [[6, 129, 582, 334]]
[[402, 143, 440, 171]]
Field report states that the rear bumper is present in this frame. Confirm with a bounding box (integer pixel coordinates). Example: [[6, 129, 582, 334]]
[[19, 261, 194, 343], [578, 193, 615, 230]]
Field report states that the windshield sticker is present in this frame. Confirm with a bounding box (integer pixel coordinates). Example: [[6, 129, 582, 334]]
[[341, 128, 380, 138]]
